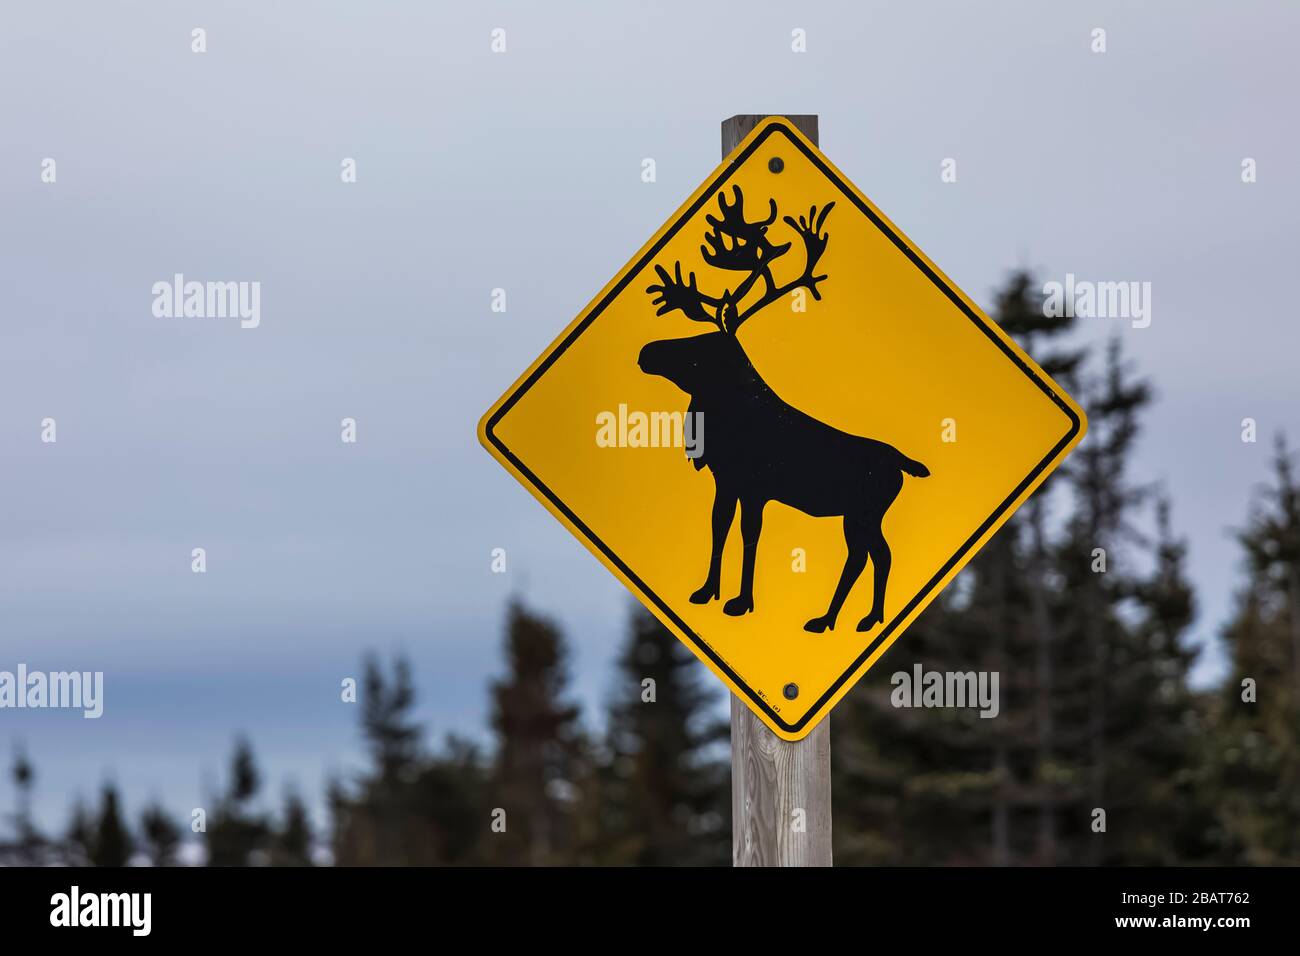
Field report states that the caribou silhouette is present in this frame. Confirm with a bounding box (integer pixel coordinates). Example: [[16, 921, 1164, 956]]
[[637, 186, 929, 633]]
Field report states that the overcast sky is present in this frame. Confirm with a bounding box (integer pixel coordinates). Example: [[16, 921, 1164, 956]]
[[2, 1, 1297, 835]]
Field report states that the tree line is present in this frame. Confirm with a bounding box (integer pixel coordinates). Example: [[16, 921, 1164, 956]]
[[1, 600, 730, 867], [2, 272, 1297, 865]]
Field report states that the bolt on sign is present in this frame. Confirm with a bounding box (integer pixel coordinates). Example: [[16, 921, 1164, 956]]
[[480, 118, 1086, 740]]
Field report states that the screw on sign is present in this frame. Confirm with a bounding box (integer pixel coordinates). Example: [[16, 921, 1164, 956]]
[[479, 115, 1085, 862]]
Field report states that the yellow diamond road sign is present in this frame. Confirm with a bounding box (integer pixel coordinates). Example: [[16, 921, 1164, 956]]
[[479, 118, 1086, 740]]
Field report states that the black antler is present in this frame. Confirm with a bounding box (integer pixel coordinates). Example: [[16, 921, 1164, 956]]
[[727, 201, 834, 333], [700, 186, 790, 274], [645, 262, 726, 330], [645, 188, 834, 335]]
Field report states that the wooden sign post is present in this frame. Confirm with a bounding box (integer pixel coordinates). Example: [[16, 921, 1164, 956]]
[[723, 115, 832, 868]]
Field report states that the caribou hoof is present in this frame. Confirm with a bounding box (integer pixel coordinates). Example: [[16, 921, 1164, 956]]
[[690, 583, 719, 604], [723, 595, 754, 617], [856, 611, 884, 632]]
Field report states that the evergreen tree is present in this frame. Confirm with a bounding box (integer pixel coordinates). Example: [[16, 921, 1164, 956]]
[[63, 798, 93, 866], [1051, 340, 1148, 864], [362, 654, 421, 784], [1049, 341, 1211, 864], [487, 599, 584, 865], [1119, 498, 1217, 863], [993, 269, 1085, 864], [991, 270, 1086, 383], [91, 783, 132, 867], [1211, 437, 1300, 863], [5, 746, 44, 865], [331, 656, 490, 865], [139, 801, 182, 867], [205, 737, 270, 866], [271, 788, 313, 866], [567, 734, 615, 866], [331, 655, 426, 865], [412, 736, 490, 864], [600, 606, 728, 865], [231, 736, 260, 802]]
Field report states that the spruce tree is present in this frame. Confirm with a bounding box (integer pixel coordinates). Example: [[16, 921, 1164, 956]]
[[1051, 341, 1209, 864], [487, 599, 584, 865], [205, 737, 270, 866], [1119, 498, 1217, 863], [332, 654, 494, 865], [411, 735, 489, 864], [340, 655, 425, 864], [1212, 437, 1300, 862], [601, 606, 728, 865], [63, 799, 93, 866], [91, 783, 132, 867], [6, 747, 44, 865], [139, 802, 181, 866], [993, 270, 1085, 864], [271, 788, 313, 866], [1052, 339, 1151, 864], [361, 654, 421, 784]]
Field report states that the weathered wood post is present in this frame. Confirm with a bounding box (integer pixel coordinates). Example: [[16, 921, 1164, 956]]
[[722, 114, 833, 867]]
